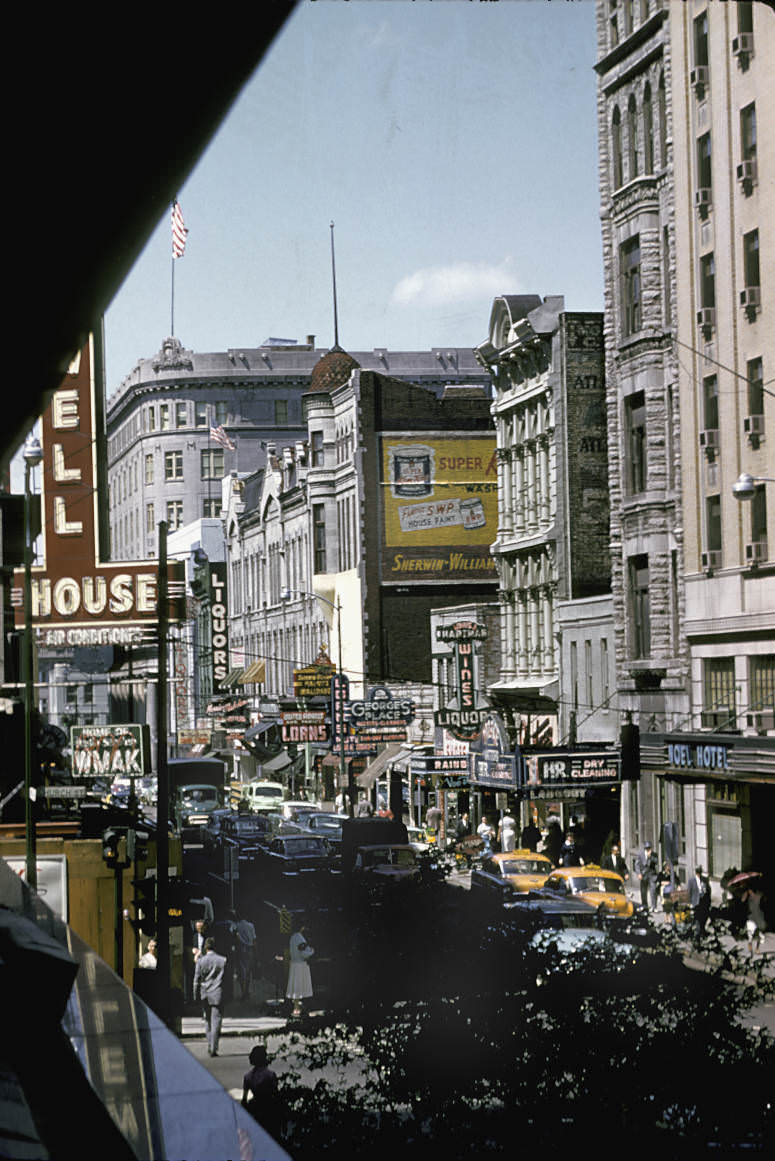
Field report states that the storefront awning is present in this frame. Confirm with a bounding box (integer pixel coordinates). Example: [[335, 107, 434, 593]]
[[219, 668, 245, 689], [261, 751, 291, 774], [241, 660, 266, 684], [243, 721, 276, 744], [356, 743, 406, 789]]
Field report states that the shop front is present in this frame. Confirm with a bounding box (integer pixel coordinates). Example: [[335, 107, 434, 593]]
[[640, 732, 775, 887], [520, 748, 622, 864]]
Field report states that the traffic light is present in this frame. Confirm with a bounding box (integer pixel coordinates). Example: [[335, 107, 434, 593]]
[[127, 827, 151, 864], [620, 721, 641, 782], [131, 876, 156, 935], [102, 826, 128, 868]]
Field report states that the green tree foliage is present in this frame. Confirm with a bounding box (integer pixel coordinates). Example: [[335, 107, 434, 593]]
[[268, 879, 774, 1157]]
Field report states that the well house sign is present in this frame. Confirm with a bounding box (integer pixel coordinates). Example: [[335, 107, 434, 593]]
[[13, 338, 183, 641]]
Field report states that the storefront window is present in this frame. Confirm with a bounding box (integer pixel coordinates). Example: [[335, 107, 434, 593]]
[[708, 809, 741, 878]]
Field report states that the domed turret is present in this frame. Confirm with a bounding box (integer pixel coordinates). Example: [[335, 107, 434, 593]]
[[308, 343, 360, 394]]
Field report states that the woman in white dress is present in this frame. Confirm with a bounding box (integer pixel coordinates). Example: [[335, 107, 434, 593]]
[[286, 922, 314, 1017]]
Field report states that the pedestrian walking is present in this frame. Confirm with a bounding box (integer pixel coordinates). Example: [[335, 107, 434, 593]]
[[635, 841, 660, 912], [455, 812, 471, 841], [138, 938, 158, 969], [193, 937, 228, 1056], [542, 820, 564, 866], [476, 815, 495, 856], [235, 914, 257, 1001], [742, 886, 767, 954], [356, 796, 373, 817], [560, 831, 582, 867], [242, 1044, 280, 1135], [497, 810, 517, 853], [687, 865, 712, 935], [286, 921, 314, 1018], [520, 819, 541, 852], [602, 844, 629, 880]]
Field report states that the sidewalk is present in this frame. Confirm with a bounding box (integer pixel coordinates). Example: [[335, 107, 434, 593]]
[[180, 973, 294, 1040]]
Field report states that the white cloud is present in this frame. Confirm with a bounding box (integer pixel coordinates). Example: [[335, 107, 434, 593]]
[[391, 259, 519, 309]]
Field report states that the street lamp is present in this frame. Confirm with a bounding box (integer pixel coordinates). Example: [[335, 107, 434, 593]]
[[732, 472, 775, 500], [23, 435, 43, 890], [281, 587, 350, 815]]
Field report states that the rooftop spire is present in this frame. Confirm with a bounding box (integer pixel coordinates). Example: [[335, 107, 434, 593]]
[[330, 220, 340, 349]]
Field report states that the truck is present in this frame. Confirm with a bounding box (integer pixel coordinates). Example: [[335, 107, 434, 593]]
[[339, 816, 418, 885], [229, 779, 285, 814], [169, 757, 228, 841]]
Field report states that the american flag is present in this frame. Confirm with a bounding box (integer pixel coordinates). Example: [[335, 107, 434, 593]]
[[210, 424, 236, 451], [171, 200, 188, 258]]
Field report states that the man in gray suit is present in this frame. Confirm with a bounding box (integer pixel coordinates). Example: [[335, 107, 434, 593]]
[[193, 937, 228, 1056]]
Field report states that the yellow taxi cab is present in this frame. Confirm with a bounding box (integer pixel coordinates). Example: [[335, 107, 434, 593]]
[[541, 864, 634, 918], [471, 849, 553, 901]]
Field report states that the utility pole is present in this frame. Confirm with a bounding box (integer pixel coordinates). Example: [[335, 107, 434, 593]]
[[155, 521, 171, 1025]]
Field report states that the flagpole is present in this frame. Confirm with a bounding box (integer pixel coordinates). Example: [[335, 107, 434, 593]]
[[171, 254, 175, 338]]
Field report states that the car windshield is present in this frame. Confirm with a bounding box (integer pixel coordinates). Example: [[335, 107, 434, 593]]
[[281, 839, 326, 855], [569, 876, 624, 895], [543, 912, 598, 930], [312, 820, 342, 833], [501, 859, 548, 875], [185, 788, 217, 803]]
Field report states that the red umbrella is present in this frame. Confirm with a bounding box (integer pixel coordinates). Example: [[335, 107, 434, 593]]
[[726, 871, 763, 891]]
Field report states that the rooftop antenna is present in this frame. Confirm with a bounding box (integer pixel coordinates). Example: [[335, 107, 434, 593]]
[[330, 220, 340, 348]]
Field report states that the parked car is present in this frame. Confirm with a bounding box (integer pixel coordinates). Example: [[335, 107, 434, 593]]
[[471, 850, 553, 903], [202, 808, 236, 857], [258, 833, 336, 879], [536, 865, 635, 918], [303, 812, 346, 852]]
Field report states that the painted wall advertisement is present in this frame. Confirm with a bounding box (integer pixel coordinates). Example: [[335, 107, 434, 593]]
[[381, 437, 498, 582]]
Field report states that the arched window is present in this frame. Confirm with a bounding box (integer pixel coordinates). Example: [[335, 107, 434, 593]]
[[658, 72, 667, 168], [612, 106, 623, 188], [628, 94, 639, 179], [643, 83, 654, 173]]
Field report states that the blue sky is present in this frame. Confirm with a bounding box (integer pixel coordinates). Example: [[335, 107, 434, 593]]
[[104, 0, 603, 392]]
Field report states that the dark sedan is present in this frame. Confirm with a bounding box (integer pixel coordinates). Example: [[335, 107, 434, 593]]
[[302, 812, 346, 852], [259, 833, 336, 878]]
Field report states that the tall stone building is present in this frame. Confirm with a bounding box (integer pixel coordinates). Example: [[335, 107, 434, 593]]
[[596, 0, 775, 885], [595, 0, 687, 859]]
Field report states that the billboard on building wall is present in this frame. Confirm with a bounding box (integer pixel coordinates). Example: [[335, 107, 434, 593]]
[[381, 436, 498, 582]]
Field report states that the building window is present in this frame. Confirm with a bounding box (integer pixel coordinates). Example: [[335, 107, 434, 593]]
[[600, 638, 610, 704], [703, 657, 736, 720], [750, 656, 775, 712], [147, 406, 156, 432], [694, 11, 709, 68], [311, 431, 324, 467], [743, 229, 760, 290], [195, 401, 209, 427], [703, 375, 719, 431], [275, 399, 288, 425], [751, 485, 768, 548], [620, 236, 641, 337], [570, 641, 578, 713], [175, 402, 187, 428], [624, 391, 646, 493], [144, 454, 154, 485], [741, 103, 757, 162], [705, 494, 722, 554], [700, 252, 715, 309], [662, 225, 671, 326], [643, 84, 654, 173], [201, 448, 224, 480], [585, 640, 593, 709], [159, 403, 171, 431], [747, 357, 764, 417], [146, 503, 155, 535], [609, 0, 619, 48], [312, 504, 326, 573], [612, 106, 623, 188], [164, 450, 183, 480], [628, 554, 650, 659], [214, 401, 229, 424], [627, 94, 639, 180], [622, 0, 633, 38], [203, 498, 222, 518], [697, 132, 712, 190], [737, 1, 754, 35], [658, 72, 667, 168], [166, 500, 184, 531]]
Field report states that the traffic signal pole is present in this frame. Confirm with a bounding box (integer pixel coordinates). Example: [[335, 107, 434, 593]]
[[155, 521, 171, 1025]]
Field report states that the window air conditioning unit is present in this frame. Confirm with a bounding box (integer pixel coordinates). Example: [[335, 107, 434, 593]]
[[690, 65, 709, 93], [746, 709, 774, 733], [697, 307, 716, 336], [740, 286, 761, 318], [732, 32, 754, 62], [694, 188, 712, 216], [701, 549, 721, 573], [736, 158, 757, 193], [701, 707, 731, 730], [745, 539, 768, 565], [699, 428, 719, 451], [744, 414, 765, 439]]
